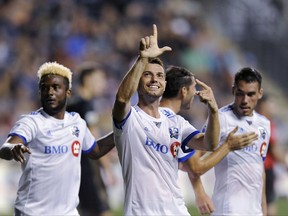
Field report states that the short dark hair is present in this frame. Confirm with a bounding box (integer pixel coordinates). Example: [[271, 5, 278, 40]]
[[77, 62, 104, 86], [162, 66, 194, 98], [148, 57, 164, 68], [233, 67, 262, 89]]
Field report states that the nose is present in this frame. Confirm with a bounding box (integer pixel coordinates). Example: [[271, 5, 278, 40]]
[[150, 74, 158, 82], [242, 94, 249, 103], [48, 86, 54, 95]]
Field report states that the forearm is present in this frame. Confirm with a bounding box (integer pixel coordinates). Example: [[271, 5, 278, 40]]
[[195, 143, 229, 176], [190, 175, 205, 197], [88, 132, 115, 160], [115, 56, 147, 104], [203, 110, 220, 150], [113, 56, 148, 121]]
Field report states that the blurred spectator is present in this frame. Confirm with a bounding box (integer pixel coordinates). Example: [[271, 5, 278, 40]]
[[67, 62, 115, 216]]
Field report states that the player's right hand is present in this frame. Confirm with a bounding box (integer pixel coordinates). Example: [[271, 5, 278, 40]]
[[11, 144, 31, 163]]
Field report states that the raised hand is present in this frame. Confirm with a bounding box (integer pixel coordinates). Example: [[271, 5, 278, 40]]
[[195, 79, 218, 113], [226, 127, 258, 151], [139, 24, 172, 58]]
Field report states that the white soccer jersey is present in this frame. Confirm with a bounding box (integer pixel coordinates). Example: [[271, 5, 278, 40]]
[[210, 104, 270, 216], [113, 106, 200, 216], [9, 108, 96, 216]]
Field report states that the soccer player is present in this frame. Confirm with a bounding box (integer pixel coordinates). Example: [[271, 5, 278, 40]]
[[0, 62, 114, 216], [160, 65, 258, 215], [207, 67, 271, 215], [112, 24, 236, 215]]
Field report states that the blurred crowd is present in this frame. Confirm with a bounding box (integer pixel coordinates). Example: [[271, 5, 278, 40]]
[[0, 0, 288, 214]]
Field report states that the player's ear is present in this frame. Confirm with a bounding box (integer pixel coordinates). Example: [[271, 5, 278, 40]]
[[66, 89, 72, 98], [258, 87, 263, 99], [180, 86, 187, 98]]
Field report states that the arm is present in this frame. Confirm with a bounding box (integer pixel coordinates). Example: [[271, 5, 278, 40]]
[[262, 167, 267, 216], [185, 79, 219, 151], [112, 24, 171, 123], [187, 127, 258, 175], [183, 157, 214, 215], [197, 79, 219, 150], [0, 136, 31, 163], [88, 131, 115, 160]]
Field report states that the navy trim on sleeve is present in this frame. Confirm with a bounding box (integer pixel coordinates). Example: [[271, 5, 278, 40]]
[[82, 141, 97, 154], [181, 130, 201, 153], [113, 108, 132, 130], [8, 133, 28, 145], [178, 150, 195, 163]]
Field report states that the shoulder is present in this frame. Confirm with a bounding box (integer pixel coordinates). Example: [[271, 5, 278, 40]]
[[219, 104, 233, 114], [255, 111, 271, 127], [159, 107, 176, 118]]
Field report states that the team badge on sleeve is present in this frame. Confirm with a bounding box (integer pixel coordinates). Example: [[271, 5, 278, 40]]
[[169, 127, 179, 139]]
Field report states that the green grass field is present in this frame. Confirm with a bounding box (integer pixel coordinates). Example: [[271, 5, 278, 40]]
[[187, 198, 288, 215]]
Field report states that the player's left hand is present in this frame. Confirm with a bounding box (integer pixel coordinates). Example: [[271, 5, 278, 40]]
[[139, 24, 172, 58]]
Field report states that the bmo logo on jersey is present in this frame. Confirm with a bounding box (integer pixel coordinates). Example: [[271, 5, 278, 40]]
[[71, 141, 81, 157], [145, 137, 169, 154], [44, 145, 69, 154]]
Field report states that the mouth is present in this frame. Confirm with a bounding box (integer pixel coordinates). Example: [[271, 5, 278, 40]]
[[240, 106, 250, 112], [46, 98, 56, 105], [147, 84, 160, 90]]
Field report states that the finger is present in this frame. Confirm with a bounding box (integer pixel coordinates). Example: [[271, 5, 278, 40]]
[[196, 79, 210, 90], [159, 46, 172, 52], [21, 145, 31, 154], [12, 150, 24, 163], [229, 126, 239, 136], [145, 36, 150, 48], [139, 38, 146, 50], [153, 24, 157, 40]]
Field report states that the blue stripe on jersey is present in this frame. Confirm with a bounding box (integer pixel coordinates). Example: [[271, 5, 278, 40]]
[[8, 133, 28, 145], [181, 130, 201, 153], [82, 141, 97, 154], [178, 151, 195, 163], [113, 108, 132, 130]]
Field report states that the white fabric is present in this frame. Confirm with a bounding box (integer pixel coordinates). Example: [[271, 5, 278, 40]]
[[9, 108, 96, 216], [113, 106, 199, 216], [211, 104, 271, 216]]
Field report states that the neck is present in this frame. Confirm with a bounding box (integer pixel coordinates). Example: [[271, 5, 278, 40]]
[[138, 100, 161, 118], [160, 97, 181, 114]]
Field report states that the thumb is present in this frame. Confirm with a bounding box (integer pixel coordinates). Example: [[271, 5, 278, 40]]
[[160, 46, 172, 52], [229, 126, 238, 136]]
